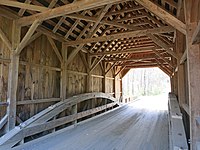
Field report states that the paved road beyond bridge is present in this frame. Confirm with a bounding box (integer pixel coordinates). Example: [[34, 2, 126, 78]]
[[13, 94, 169, 150]]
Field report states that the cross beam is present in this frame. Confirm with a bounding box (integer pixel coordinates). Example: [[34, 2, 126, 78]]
[[134, 0, 186, 35], [64, 26, 174, 46], [16, 0, 127, 26]]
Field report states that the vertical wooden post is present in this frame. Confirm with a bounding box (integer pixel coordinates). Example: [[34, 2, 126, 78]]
[[114, 67, 117, 99], [102, 62, 106, 93], [86, 54, 92, 93], [60, 42, 67, 100], [72, 104, 77, 125], [114, 76, 117, 98], [174, 72, 178, 96], [170, 76, 174, 93], [184, 1, 200, 149], [7, 21, 21, 131], [177, 64, 186, 104], [171, 72, 178, 96], [176, 5, 186, 106], [186, 24, 200, 150]]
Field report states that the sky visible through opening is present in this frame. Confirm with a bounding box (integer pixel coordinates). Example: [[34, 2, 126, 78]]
[[122, 67, 171, 98]]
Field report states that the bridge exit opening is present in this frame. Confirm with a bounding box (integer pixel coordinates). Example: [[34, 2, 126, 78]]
[[121, 67, 171, 109]]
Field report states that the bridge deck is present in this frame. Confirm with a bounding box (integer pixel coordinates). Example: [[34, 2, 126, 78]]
[[13, 95, 169, 150]]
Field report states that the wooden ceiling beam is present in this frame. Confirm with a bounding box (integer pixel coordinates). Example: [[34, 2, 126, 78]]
[[0, 0, 49, 12], [66, 5, 111, 65], [16, 0, 128, 26], [163, 0, 178, 8], [105, 5, 144, 17], [90, 46, 157, 56], [155, 58, 172, 75], [158, 65, 171, 76], [148, 34, 178, 59], [152, 49, 174, 68], [0, 6, 67, 43], [124, 63, 160, 69], [134, 0, 186, 34], [105, 56, 156, 63], [67, 14, 139, 30], [18, 0, 32, 16], [64, 26, 174, 46]]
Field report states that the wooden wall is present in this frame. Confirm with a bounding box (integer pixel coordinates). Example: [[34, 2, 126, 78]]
[[0, 16, 11, 119], [0, 16, 122, 122]]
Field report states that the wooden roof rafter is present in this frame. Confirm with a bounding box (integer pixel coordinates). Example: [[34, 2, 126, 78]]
[[0, 0, 185, 71]]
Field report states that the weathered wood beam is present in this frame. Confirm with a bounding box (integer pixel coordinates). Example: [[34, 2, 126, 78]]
[[18, 0, 32, 16], [17, 98, 61, 105], [65, 26, 174, 46], [179, 49, 187, 65], [152, 48, 174, 68], [1, 102, 116, 147], [181, 103, 189, 116], [185, 23, 200, 150], [86, 54, 92, 92], [16, 0, 127, 26], [0, 0, 49, 12], [105, 62, 117, 75], [156, 58, 173, 74], [192, 20, 200, 44], [0, 27, 12, 50], [0, 115, 8, 130], [158, 66, 171, 76], [0, 6, 66, 42], [90, 55, 105, 73], [25, 32, 41, 48], [0, 57, 61, 71], [115, 66, 126, 77], [47, 37, 63, 62], [15, 20, 40, 55], [6, 21, 21, 131], [125, 64, 158, 69], [60, 43, 68, 100], [29, 92, 116, 126], [90, 46, 158, 56], [156, 59, 172, 76], [0, 93, 117, 148], [134, 0, 186, 34], [168, 93, 188, 150], [105, 55, 157, 62], [66, 5, 111, 65], [102, 62, 106, 92], [105, 5, 144, 17], [79, 51, 89, 71], [148, 34, 178, 59], [67, 14, 139, 30], [7, 55, 19, 130]]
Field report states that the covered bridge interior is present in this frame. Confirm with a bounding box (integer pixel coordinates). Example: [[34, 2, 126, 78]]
[[0, 0, 200, 149]]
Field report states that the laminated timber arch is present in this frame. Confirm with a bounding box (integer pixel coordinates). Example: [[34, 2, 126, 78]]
[[0, 92, 118, 149], [0, 0, 199, 149]]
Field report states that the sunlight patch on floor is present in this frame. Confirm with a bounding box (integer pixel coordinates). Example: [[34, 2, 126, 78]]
[[129, 93, 168, 111]]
